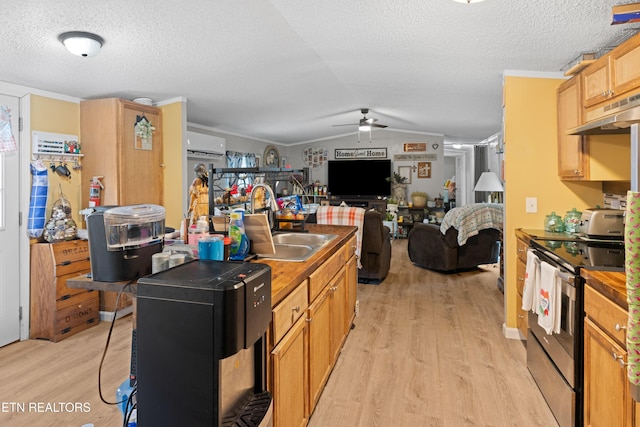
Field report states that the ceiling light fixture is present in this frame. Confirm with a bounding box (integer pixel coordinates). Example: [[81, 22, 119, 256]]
[[58, 31, 104, 57], [453, 0, 485, 3], [358, 124, 372, 132]]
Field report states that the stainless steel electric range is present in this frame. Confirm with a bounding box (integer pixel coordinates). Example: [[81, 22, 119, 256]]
[[527, 237, 625, 427]]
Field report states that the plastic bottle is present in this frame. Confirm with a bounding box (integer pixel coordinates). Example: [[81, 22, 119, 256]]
[[115, 378, 134, 418], [229, 210, 249, 260]]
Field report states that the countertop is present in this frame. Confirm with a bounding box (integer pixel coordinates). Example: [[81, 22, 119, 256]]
[[517, 228, 582, 241], [581, 269, 628, 310], [67, 223, 357, 308]]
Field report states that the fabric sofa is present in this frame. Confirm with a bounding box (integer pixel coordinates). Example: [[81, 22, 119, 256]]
[[407, 203, 502, 272], [358, 210, 392, 283]]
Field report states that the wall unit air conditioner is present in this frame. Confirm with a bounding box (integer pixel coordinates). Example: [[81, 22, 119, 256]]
[[186, 131, 226, 159]]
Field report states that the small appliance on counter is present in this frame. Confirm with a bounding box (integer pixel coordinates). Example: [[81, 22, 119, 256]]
[[86, 204, 165, 282], [579, 208, 625, 240], [136, 260, 273, 427]]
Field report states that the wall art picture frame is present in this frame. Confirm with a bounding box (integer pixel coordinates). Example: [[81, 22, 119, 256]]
[[417, 162, 431, 178], [263, 145, 280, 167], [398, 166, 412, 184]]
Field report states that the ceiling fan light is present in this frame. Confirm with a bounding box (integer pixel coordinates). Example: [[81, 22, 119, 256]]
[[359, 124, 372, 132], [59, 31, 104, 57]]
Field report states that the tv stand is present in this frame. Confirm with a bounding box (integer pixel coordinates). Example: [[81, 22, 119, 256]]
[[327, 197, 386, 215]]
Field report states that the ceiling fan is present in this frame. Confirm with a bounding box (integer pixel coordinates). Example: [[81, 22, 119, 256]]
[[333, 108, 388, 132]]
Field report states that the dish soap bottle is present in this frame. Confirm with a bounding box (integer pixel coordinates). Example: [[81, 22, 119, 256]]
[[229, 210, 249, 260]]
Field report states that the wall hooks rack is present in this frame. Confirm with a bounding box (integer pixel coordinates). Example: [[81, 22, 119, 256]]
[[31, 152, 84, 163]]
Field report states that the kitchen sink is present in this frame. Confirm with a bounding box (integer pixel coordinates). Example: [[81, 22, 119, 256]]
[[257, 233, 338, 262]]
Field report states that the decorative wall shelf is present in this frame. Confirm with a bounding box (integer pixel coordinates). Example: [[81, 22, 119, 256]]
[[31, 152, 84, 163]]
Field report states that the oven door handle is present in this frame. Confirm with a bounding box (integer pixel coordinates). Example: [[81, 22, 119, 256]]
[[556, 270, 577, 335], [556, 269, 575, 286]]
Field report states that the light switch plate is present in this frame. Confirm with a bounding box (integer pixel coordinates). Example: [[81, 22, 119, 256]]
[[525, 197, 537, 213]]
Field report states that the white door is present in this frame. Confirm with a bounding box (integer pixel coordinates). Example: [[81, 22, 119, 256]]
[[0, 94, 21, 347]]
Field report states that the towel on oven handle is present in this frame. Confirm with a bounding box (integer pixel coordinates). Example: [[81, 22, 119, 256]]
[[537, 261, 562, 335], [522, 249, 540, 311]]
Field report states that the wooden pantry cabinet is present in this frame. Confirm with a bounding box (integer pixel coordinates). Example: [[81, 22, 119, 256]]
[[30, 240, 99, 342], [269, 236, 356, 427], [80, 98, 163, 208]]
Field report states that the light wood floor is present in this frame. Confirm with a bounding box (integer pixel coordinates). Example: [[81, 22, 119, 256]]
[[0, 239, 558, 426], [308, 239, 559, 427]]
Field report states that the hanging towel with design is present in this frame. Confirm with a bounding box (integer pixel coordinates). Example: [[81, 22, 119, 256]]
[[0, 105, 17, 152], [522, 249, 540, 311], [537, 261, 562, 334], [28, 160, 49, 238]]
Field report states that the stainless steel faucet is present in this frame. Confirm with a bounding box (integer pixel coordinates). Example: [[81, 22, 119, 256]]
[[250, 183, 278, 229]]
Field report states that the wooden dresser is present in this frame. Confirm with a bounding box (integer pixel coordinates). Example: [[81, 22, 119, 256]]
[[30, 240, 99, 342]]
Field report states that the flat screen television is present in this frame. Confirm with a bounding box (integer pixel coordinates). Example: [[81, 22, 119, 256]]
[[327, 159, 391, 198]]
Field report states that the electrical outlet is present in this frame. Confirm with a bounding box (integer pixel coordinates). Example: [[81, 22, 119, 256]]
[[525, 197, 537, 213]]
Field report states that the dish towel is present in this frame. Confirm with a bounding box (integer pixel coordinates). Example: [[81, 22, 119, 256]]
[[315, 205, 365, 268], [625, 191, 640, 387], [522, 249, 540, 311], [537, 261, 562, 335]]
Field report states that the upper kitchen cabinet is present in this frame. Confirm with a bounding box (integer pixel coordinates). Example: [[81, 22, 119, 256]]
[[557, 77, 587, 180], [582, 33, 640, 119], [80, 98, 163, 209], [558, 76, 631, 181]]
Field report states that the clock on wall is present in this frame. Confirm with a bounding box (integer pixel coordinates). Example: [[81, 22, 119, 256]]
[[264, 145, 280, 167]]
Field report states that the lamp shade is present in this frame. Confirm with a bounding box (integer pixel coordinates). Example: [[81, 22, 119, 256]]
[[473, 171, 504, 193], [59, 31, 104, 57]]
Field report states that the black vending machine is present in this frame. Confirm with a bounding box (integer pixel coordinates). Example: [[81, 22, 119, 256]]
[[136, 260, 273, 426]]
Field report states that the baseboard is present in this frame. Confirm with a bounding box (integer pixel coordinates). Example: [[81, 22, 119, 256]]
[[503, 323, 526, 340], [100, 305, 133, 322]]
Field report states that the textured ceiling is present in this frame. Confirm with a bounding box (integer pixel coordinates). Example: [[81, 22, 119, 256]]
[[0, 0, 637, 144]]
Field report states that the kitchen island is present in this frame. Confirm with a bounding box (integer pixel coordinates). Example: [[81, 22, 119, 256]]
[[67, 223, 358, 427]]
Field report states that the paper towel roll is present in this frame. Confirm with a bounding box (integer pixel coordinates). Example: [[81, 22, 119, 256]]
[[626, 191, 640, 385]]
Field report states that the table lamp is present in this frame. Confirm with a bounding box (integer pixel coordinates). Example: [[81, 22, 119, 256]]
[[473, 171, 504, 203]]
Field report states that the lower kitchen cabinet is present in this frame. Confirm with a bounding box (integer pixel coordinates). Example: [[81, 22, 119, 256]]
[[584, 318, 629, 427], [583, 280, 638, 427], [514, 231, 530, 339], [308, 284, 333, 412], [269, 233, 356, 427], [271, 315, 308, 427]]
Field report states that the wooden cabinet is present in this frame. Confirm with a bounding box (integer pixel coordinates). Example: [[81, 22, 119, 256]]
[[557, 77, 587, 180], [30, 240, 99, 342], [271, 315, 308, 427], [583, 35, 640, 110], [269, 234, 356, 427], [582, 56, 612, 108], [584, 318, 629, 427], [80, 98, 163, 208], [583, 283, 635, 426], [514, 232, 529, 338], [307, 283, 332, 412]]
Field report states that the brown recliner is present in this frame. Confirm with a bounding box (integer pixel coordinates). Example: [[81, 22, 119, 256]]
[[358, 210, 392, 283], [407, 222, 501, 273]]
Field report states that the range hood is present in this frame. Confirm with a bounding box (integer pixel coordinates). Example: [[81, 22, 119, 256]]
[[570, 93, 640, 135]]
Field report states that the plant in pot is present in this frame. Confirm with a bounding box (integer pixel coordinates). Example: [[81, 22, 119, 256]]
[[411, 191, 428, 208], [386, 173, 408, 204]]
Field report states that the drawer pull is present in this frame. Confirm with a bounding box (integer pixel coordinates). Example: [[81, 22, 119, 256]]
[[306, 318, 313, 323], [60, 294, 71, 301], [613, 352, 628, 367], [60, 261, 72, 266], [292, 305, 301, 313], [518, 315, 524, 319], [517, 277, 525, 281], [61, 327, 71, 335], [615, 323, 627, 332], [517, 248, 525, 253]]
